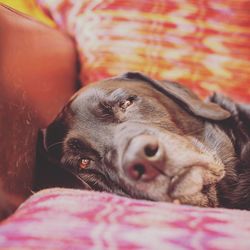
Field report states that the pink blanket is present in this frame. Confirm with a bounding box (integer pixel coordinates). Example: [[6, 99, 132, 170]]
[[1, 188, 250, 249]]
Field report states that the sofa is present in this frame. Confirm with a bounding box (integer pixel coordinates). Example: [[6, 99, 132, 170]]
[[1, 1, 250, 249]]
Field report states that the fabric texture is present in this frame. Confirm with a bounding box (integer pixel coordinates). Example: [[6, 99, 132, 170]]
[[38, 0, 250, 102], [0, 0, 54, 27], [1, 188, 250, 250]]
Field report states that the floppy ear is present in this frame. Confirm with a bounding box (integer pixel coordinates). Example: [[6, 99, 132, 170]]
[[36, 117, 92, 191], [38, 113, 68, 162], [120, 72, 231, 121], [237, 102, 250, 131]]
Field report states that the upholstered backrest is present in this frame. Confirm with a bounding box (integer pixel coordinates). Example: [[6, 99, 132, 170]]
[[0, 4, 78, 215]]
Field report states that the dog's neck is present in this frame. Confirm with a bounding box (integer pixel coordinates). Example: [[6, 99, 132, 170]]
[[204, 94, 250, 209]]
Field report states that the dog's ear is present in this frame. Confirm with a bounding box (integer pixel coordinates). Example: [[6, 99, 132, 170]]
[[238, 103, 250, 134], [38, 112, 68, 162], [120, 72, 231, 121]]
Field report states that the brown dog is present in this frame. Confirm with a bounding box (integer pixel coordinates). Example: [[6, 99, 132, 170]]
[[38, 72, 250, 209]]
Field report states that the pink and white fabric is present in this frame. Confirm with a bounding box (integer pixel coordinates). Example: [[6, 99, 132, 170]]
[[0, 188, 250, 249]]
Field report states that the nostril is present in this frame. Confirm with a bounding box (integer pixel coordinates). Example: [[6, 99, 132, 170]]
[[124, 135, 163, 182], [144, 144, 158, 157], [129, 164, 146, 180]]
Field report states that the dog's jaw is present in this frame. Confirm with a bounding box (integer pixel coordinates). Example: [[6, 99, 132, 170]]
[[161, 132, 225, 207]]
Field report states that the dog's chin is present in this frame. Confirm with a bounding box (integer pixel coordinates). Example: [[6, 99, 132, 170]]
[[157, 134, 225, 207], [166, 173, 219, 207], [174, 185, 219, 207], [145, 181, 219, 208], [127, 164, 224, 207], [166, 165, 221, 206]]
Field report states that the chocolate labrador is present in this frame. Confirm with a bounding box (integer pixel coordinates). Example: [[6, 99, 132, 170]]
[[39, 72, 250, 209]]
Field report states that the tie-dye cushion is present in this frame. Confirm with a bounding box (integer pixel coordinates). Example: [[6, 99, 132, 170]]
[[0, 188, 250, 250], [38, 0, 250, 102]]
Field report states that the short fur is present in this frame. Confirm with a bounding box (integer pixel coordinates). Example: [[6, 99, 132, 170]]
[[38, 72, 250, 209]]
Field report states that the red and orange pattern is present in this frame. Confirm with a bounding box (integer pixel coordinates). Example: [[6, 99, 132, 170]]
[[38, 0, 250, 102]]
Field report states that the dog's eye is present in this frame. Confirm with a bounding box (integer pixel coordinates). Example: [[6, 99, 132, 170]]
[[79, 158, 91, 169], [119, 97, 135, 111]]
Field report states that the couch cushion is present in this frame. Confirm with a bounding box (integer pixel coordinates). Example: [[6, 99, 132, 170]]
[[1, 188, 250, 249], [38, 0, 250, 102]]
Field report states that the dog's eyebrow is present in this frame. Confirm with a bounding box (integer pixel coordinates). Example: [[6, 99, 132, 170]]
[[98, 101, 113, 116], [85, 87, 129, 105], [66, 137, 100, 159], [108, 88, 130, 102]]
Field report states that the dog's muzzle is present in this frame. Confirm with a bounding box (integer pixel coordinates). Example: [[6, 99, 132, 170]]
[[121, 132, 225, 202]]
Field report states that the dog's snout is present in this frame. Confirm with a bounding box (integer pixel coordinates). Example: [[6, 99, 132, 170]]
[[123, 135, 165, 181]]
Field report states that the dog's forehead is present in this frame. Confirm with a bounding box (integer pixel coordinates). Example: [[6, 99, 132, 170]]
[[63, 79, 151, 146], [70, 78, 151, 108]]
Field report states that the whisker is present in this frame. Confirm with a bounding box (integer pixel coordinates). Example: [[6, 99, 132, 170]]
[[47, 141, 64, 150], [62, 166, 93, 191], [184, 127, 204, 137]]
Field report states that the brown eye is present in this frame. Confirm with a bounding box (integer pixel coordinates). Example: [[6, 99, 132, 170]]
[[120, 97, 135, 111], [79, 159, 90, 169]]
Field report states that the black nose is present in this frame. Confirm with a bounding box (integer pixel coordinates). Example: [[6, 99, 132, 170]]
[[123, 135, 165, 181]]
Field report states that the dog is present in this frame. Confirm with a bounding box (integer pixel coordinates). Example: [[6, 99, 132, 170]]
[[38, 72, 250, 209]]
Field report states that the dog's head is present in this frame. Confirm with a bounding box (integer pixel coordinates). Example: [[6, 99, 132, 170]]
[[42, 72, 232, 207]]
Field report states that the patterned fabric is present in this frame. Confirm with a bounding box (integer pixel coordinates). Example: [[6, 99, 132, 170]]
[[38, 0, 250, 102], [0, 188, 250, 250], [0, 0, 54, 27]]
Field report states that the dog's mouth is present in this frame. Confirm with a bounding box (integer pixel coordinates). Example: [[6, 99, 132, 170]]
[[168, 166, 204, 198], [166, 164, 223, 206]]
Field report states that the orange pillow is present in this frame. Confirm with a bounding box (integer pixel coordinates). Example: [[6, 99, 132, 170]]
[[38, 0, 250, 102]]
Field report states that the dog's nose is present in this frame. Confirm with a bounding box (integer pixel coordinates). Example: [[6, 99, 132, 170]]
[[123, 135, 165, 181]]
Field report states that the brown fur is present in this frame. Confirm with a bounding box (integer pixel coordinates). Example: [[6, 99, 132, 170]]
[[36, 72, 250, 209]]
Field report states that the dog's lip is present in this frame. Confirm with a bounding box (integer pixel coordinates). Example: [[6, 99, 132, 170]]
[[167, 166, 204, 199], [166, 163, 224, 200]]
